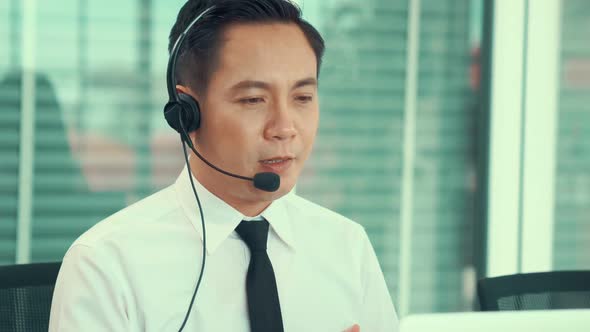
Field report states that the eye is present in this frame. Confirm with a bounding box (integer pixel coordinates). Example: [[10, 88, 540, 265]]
[[295, 95, 313, 103], [239, 97, 265, 105]]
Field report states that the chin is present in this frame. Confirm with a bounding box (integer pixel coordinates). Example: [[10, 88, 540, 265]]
[[277, 175, 297, 193], [255, 177, 295, 200]]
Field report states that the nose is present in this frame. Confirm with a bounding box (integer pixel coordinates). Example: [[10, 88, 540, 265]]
[[264, 102, 297, 141]]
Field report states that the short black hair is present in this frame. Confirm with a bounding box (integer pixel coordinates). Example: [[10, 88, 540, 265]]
[[168, 0, 325, 95]]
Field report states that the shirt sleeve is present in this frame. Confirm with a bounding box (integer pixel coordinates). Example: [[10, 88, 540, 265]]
[[49, 244, 129, 331], [358, 228, 400, 332]]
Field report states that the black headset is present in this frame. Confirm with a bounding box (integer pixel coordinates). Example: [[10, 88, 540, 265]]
[[163, 6, 215, 138], [162, 5, 279, 331], [163, 7, 214, 332], [163, 3, 279, 191]]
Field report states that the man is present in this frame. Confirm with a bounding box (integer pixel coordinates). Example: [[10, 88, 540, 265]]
[[49, 0, 399, 331]]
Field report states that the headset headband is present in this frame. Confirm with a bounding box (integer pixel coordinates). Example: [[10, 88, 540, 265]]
[[166, 6, 217, 102]]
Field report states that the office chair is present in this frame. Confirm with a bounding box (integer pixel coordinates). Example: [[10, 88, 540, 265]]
[[0, 262, 62, 332], [477, 270, 590, 311]]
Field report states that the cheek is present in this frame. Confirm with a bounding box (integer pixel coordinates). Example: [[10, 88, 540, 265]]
[[299, 112, 319, 146], [210, 116, 261, 153]]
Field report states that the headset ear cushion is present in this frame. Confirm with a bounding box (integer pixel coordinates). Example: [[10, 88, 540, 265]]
[[178, 92, 201, 131], [163, 101, 183, 134]]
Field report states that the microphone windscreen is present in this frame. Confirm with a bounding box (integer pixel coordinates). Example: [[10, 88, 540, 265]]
[[253, 172, 280, 192]]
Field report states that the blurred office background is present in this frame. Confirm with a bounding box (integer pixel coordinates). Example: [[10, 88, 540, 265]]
[[0, 0, 588, 317]]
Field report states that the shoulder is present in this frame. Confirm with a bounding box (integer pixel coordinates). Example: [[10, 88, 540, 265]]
[[70, 185, 180, 250], [283, 193, 367, 241]]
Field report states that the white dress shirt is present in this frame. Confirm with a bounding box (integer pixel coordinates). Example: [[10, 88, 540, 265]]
[[49, 165, 399, 331]]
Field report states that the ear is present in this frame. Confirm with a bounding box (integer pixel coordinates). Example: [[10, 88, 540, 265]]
[[175, 84, 198, 100]]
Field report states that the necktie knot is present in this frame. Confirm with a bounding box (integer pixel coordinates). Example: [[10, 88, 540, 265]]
[[235, 219, 269, 252]]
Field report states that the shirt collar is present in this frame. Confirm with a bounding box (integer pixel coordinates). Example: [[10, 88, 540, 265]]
[[173, 164, 297, 255]]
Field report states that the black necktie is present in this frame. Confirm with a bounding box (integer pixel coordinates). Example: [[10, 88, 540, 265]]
[[235, 219, 284, 332]]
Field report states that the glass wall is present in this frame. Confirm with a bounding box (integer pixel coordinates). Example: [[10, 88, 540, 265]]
[[0, 0, 189, 265], [0, 0, 487, 316], [553, 0, 590, 270], [297, 0, 484, 313]]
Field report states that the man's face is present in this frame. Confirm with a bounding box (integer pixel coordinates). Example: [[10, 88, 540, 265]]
[[184, 22, 319, 211]]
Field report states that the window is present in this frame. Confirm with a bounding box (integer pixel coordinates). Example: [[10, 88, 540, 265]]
[[553, 0, 590, 270], [297, 0, 485, 314], [1, 0, 487, 316]]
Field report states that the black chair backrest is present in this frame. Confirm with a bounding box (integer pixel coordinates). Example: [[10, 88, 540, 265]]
[[478, 270, 590, 311], [0, 262, 62, 332]]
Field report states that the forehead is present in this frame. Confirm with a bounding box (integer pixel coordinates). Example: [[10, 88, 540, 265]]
[[212, 22, 317, 88]]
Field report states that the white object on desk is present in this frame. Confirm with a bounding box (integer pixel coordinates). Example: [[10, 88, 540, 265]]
[[400, 309, 590, 332]]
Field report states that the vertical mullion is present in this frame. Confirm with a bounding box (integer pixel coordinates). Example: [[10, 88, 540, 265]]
[[398, 0, 420, 317], [16, 0, 37, 264], [486, 0, 526, 277], [520, 0, 561, 273]]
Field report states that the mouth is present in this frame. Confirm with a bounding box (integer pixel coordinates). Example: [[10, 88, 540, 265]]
[[259, 156, 295, 174]]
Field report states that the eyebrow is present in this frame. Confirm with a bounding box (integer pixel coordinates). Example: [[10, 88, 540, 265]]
[[293, 77, 318, 89], [229, 77, 318, 93]]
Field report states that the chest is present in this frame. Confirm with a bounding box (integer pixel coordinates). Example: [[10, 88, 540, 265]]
[[131, 238, 362, 331]]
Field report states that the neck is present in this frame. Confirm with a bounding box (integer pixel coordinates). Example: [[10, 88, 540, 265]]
[[189, 161, 272, 217]]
